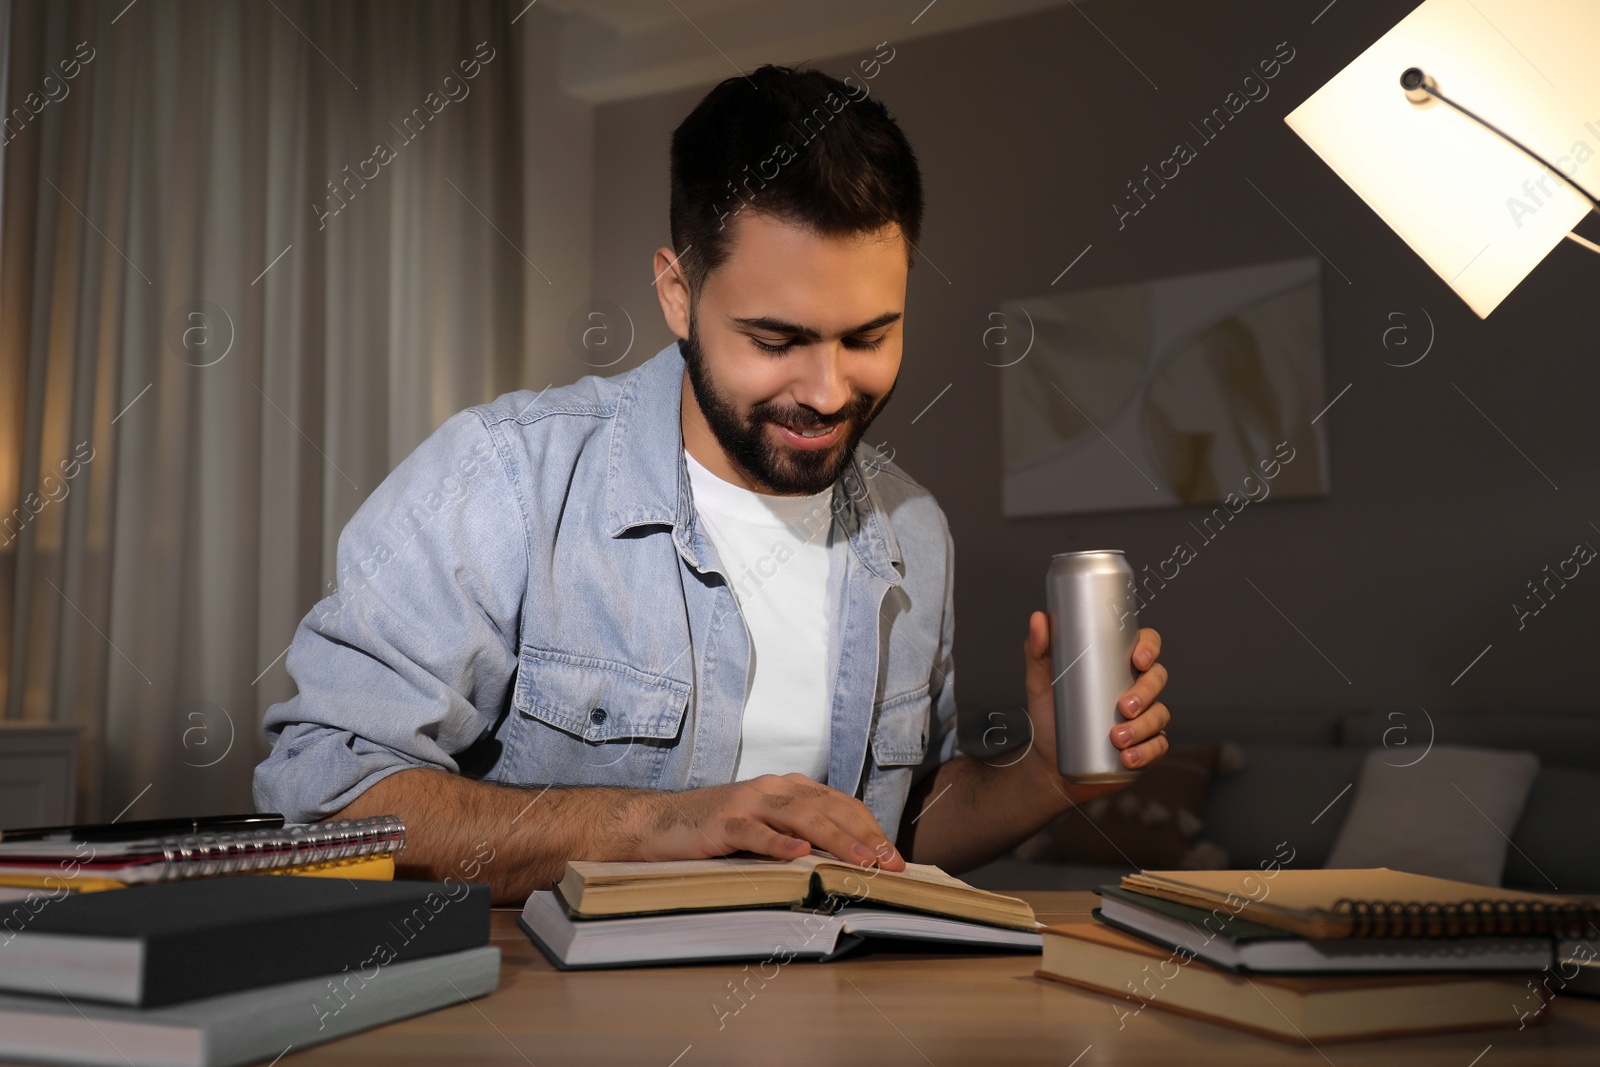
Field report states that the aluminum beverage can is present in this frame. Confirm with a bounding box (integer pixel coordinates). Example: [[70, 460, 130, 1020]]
[[1047, 550, 1140, 784]]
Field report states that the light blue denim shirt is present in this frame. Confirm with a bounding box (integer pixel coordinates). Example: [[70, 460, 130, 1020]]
[[253, 340, 962, 843]]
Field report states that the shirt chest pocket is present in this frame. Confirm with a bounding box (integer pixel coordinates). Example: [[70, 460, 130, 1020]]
[[504, 646, 692, 787], [869, 683, 931, 766]]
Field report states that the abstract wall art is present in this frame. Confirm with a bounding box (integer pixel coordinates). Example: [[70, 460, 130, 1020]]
[[999, 257, 1330, 517]]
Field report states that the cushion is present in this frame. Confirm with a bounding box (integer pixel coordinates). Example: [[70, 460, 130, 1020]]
[[1340, 712, 1600, 771], [1200, 743, 1368, 868], [1325, 745, 1540, 886], [1015, 745, 1229, 869], [1175, 709, 1344, 746], [1504, 766, 1600, 893]]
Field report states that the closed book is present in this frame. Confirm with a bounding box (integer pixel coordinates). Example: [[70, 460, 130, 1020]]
[[1095, 884, 1554, 973], [2, 875, 490, 1007], [1555, 953, 1600, 999], [520, 888, 1042, 969], [0, 944, 500, 1067], [1121, 868, 1600, 939], [554, 850, 1036, 930], [1037, 922, 1547, 1044]]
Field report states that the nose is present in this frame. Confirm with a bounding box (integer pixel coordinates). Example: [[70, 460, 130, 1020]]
[[789, 342, 851, 419]]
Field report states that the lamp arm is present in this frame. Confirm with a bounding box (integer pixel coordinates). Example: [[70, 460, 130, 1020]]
[[1411, 75, 1600, 259], [1409, 74, 1600, 218]]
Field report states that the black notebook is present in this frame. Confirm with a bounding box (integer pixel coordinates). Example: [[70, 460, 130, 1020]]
[[3, 874, 490, 1007]]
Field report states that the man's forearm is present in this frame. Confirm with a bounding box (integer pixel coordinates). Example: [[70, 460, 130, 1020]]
[[895, 751, 1082, 874], [331, 767, 658, 904]]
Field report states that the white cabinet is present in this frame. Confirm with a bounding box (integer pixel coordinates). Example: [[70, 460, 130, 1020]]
[[0, 723, 80, 828]]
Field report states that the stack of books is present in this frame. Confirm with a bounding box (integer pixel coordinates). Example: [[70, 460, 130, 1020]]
[[0, 874, 499, 1067], [1036, 867, 1600, 1042], [0, 814, 407, 896], [520, 850, 1044, 968]]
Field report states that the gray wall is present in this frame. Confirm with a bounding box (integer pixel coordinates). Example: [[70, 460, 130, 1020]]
[[583, 0, 1600, 737]]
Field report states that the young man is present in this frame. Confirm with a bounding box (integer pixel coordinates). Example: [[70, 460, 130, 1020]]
[[254, 65, 1170, 903]]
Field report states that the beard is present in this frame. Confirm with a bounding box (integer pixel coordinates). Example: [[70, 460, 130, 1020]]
[[680, 312, 896, 496]]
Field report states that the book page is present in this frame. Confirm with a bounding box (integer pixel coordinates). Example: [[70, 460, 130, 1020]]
[[568, 850, 976, 889], [568, 852, 808, 882], [798, 851, 978, 891], [558, 850, 1034, 928]]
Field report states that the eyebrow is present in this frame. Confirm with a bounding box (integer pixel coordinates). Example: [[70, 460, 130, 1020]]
[[728, 311, 902, 341]]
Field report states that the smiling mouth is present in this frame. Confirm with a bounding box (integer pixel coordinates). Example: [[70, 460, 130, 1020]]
[[771, 420, 845, 448]]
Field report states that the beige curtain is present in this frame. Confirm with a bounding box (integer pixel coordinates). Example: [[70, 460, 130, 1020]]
[[0, 0, 533, 820]]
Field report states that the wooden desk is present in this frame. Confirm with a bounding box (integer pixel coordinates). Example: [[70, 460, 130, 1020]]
[[286, 891, 1600, 1065]]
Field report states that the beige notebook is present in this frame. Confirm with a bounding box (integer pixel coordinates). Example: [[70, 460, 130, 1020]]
[[1121, 868, 1600, 939], [555, 850, 1037, 931]]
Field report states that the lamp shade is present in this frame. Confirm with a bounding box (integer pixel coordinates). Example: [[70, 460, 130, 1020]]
[[1285, 0, 1600, 317]]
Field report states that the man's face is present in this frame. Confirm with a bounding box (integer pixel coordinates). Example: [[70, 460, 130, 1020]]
[[668, 211, 907, 496]]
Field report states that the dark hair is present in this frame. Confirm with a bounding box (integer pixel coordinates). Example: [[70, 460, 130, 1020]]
[[668, 63, 923, 297]]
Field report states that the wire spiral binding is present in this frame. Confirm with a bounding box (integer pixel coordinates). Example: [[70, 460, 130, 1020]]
[[1331, 896, 1600, 939], [156, 815, 406, 881]]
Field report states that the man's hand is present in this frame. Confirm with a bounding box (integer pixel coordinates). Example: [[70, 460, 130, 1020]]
[[333, 767, 904, 904], [1022, 611, 1170, 801], [890, 614, 1172, 874], [638, 773, 907, 872]]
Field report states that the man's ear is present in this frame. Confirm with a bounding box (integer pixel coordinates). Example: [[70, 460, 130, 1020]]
[[652, 247, 692, 340]]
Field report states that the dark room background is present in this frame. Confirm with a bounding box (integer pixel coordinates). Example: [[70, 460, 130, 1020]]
[[2, 0, 1594, 819]]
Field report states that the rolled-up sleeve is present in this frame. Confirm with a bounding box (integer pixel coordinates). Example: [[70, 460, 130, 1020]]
[[253, 409, 528, 822]]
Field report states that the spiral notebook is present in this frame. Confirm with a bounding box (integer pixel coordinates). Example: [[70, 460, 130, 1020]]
[[1121, 868, 1600, 940], [0, 816, 405, 886]]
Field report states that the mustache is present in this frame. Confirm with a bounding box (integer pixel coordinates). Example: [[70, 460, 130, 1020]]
[[757, 395, 876, 432]]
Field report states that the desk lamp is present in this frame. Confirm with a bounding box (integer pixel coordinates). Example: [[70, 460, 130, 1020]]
[[1284, 0, 1600, 317]]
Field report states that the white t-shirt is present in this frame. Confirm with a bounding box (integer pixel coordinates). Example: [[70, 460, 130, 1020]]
[[684, 448, 836, 783]]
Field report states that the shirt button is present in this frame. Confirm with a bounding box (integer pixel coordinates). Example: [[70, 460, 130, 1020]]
[[920, 732, 927, 747], [590, 707, 608, 725]]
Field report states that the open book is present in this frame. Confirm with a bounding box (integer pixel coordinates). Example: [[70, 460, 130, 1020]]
[[554, 850, 1037, 931], [522, 890, 1041, 970]]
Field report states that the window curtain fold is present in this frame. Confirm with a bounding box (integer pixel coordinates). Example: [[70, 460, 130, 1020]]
[[0, 0, 529, 820]]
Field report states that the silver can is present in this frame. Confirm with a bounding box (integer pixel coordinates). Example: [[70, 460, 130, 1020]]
[[1047, 550, 1141, 784]]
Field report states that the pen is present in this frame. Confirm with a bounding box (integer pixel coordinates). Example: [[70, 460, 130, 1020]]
[[0, 813, 286, 844]]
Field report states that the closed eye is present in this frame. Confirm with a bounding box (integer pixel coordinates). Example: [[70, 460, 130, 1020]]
[[750, 335, 886, 354]]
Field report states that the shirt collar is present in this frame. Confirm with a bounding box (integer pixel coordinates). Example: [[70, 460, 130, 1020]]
[[603, 340, 902, 586]]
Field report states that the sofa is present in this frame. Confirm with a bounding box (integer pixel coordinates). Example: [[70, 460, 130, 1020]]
[[958, 709, 1600, 896]]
